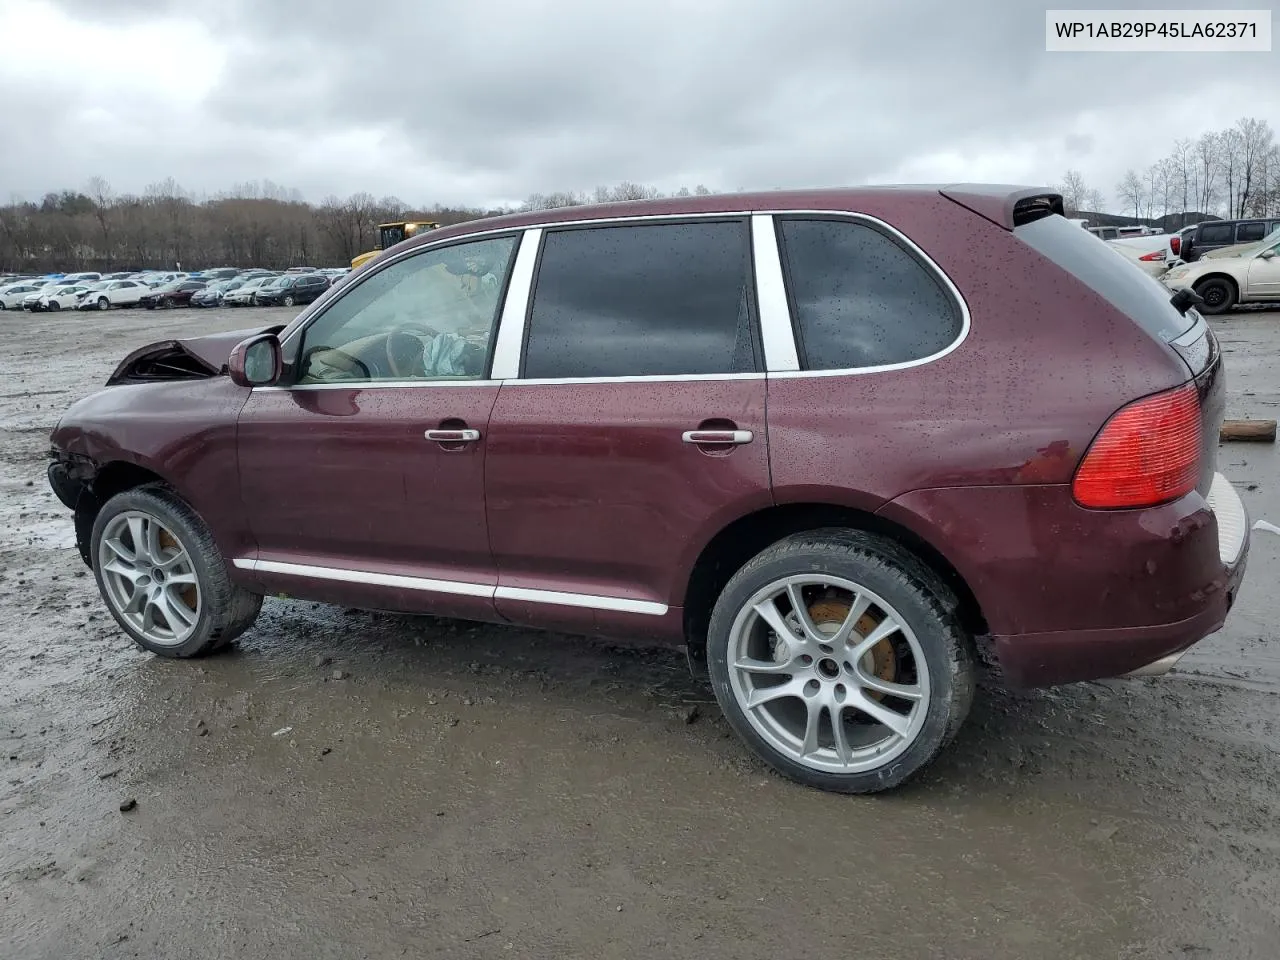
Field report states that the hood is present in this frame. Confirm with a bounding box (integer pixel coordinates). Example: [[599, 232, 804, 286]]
[[1202, 238, 1269, 260], [106, 324, 285, 385]]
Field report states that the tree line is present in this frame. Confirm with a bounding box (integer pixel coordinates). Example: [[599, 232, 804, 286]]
[[5, 116, 1276, 273], [0, 179, 712, 274], [1054, 116, 1279, 224]]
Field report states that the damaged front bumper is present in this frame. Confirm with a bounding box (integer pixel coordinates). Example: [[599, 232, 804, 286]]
[[47, 450, 100, 567]]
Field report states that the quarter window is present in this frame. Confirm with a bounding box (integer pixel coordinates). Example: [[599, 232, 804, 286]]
[[777, 217, 963, 371], [295, 234, 516, 384], [522, 221, 758, 379]]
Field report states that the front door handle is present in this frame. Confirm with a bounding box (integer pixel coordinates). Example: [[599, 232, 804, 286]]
[[682, 429, 753, 445], [425, 429, 481, 443]]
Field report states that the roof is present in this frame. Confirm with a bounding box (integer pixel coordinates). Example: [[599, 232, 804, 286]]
[[396, 182, 1057, 255]]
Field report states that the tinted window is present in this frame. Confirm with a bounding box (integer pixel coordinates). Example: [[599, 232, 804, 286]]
[[523, 221, 757, 379], [777, 218, 962, 371], [297, 234, 516, 384], [1016, 214, 1195, 342], [1198, 223, 1234, 245], [1235, 222, 1266, 243]]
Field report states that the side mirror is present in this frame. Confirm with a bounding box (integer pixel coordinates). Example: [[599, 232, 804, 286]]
[[228, 333, 282, 388], [1260, 250, 1276, 259]]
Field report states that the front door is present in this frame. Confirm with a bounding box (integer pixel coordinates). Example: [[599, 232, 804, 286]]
[[484, 219, 773, 640], [1245, 241, 1280, 298], [236, 232, 521, 619]]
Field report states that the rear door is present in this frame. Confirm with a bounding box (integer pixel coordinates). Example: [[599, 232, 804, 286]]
[[483, 218, 772, 639]]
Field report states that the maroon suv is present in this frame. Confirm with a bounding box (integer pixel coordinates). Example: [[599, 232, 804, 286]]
[[47, 186, 1250, 793]]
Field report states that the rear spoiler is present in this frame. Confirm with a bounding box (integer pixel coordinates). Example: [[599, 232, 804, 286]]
[[939, 185, 1065, 230]]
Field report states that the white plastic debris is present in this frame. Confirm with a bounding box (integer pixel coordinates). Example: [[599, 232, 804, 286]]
[[1253, 520, 1280, 536], [272, 726, 293, 737]]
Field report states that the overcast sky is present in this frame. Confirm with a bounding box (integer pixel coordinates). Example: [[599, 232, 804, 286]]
[[0, 0, 1276, 210]]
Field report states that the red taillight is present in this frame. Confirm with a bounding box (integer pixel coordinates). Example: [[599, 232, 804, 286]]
[[1170, 235, 1181, 255], [1073, 384, 1201, 509], [1139, 250, 1165, 261]]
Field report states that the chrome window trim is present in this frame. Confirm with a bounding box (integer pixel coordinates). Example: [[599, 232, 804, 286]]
[[750, 214, 801, 372], [232, 558, 668, 615], [761, 211, 972, 380], [265, 206, 968, 388], [252, 379, 501, 393], [489, 228, 541, 380]]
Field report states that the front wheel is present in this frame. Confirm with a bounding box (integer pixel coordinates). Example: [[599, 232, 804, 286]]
[[97, 297, 110, 311], [91, 486, 262, 658], [706, 530, 975, 794], [1194, 277, 1237, 315], [282, 295, 295, 307]]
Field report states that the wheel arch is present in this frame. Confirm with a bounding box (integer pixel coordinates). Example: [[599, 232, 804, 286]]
[[1191, 272, 1239, 294], [681, 501, 989, 675]]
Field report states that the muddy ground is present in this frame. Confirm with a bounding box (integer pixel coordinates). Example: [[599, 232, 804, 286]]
[[1, 305, 1277, 959]]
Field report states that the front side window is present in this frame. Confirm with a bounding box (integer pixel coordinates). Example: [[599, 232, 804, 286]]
[[777, 217, 963, 371], [522, 220, 758, 379], [296, 234, 516, 384]]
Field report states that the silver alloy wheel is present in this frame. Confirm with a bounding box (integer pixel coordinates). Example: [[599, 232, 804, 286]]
[[97, 511, 202, 647], [727, 574, 930, 774]]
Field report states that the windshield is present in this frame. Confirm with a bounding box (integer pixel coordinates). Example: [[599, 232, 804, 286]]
[[1015, 214, 1195, 343]]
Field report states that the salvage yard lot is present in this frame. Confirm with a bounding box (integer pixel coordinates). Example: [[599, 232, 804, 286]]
[[1, 306, 1278, 958]]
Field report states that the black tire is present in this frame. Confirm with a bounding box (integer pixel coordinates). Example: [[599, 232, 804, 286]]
[[706, 529, 975, 794], [48, 301, 60, 312], [282, 295, 295, 307], [97, 297, 110, 311], [90, 485, 262, 658], [1194, 277, 1237, 315]]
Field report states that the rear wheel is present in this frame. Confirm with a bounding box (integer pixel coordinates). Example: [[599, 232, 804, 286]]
[[1194, 277, 1237, 315], [706, 530, 975, 794], [91, 486, 262, 658]]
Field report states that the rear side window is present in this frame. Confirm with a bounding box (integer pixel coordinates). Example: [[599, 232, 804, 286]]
[[1016, 214, 1194, 342], [522, 221, 758, 379], [1235, 222, 1266, 243], [776, 217, 963, 371], [1198, 223, 1234, 245]]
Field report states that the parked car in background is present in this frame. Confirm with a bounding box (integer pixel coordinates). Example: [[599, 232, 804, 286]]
[[247, 275, 290, 305], [1180, 218, 1280, 263], [76, 279, 149, 311], [46, 185, 1248, 794], [190, 279, 245, 308], [1107, 234, 1176, 277], [0, 280, 54, 309], [195, 268, 241, 281], [1163, 230, 1280, 314], [222, 275, 275, 306], [139, 279, 207, 309], [30, 283, 92, 311], [253, 272, 330, 307], [59, 272, 101, 285]]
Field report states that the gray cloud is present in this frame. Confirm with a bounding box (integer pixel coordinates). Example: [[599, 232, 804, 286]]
[[2, 0, 1277, 207]]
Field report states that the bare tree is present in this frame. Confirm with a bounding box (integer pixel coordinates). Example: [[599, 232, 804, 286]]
[[1234, 117, 1274, 217], [1196, 132, 1220, 213], [1117, 170, 1144, 218], [86, 176, 114, 265], [1055, 170, 1088, 214]]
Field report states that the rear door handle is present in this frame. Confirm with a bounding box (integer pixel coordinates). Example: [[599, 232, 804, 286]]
[[425, 429, 481, 442], [682, 430, 754, 445]]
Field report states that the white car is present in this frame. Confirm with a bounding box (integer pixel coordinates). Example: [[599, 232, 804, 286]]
[[224, 275, 280, 305], [0, 280, 54, 309], [1162, 233, 1280, 315], [1107, 235, 1175, 278], [76, 278, 148, 310], [60, 271, 101, 285], [30, 284, 92, 311]]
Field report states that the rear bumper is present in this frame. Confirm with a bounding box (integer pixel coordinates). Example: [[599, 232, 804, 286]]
[[993, 472, 1250, 687]]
